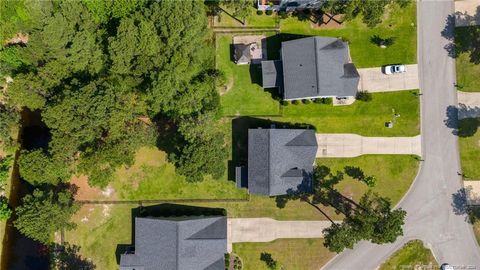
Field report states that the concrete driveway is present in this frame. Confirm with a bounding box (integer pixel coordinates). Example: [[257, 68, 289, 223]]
[[455, 0, 480, 26], [358, 64, 419, 92], [316, 134, 422, 157], [227, 218, 334, 252], [457, 91, 480, 119], [322, 1, 480, 269]]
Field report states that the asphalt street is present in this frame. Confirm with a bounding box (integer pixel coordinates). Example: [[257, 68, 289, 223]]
[[321, 1, 480, 269]]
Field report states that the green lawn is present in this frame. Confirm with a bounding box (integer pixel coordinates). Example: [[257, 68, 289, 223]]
[[217, 34, 281, 116], [379, 240, 437, 270], [278, 90, 420, 136], [215, 5, 278, 28], [280, 3, 417, 68], [233, 239, 335, 270], [458, 118, 480, 179], [455, 26, 480, 92], [318, 155, 419, 205]]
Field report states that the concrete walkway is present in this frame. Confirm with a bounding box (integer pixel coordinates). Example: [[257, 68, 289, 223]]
[[316, 134, 422, 158], [457, 91, 480, 119], [464, 181, 480, 205], [227, 218, 335, 252], [357, 64, 419, 92], [455, 0, 480, 27]]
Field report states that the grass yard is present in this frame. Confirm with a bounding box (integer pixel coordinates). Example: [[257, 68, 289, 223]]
[[278, 90, 420, 136], [215, 5, 278, 28], [233, 239, 335, 270], [318, 155, 419, 205], [216, 34, 281, 116], [458, 118, 480, 179], [379, 240, 437, 270], [455, 26, 480, 92], [111, 147, 247, 200], [279, 3, 417, 68]]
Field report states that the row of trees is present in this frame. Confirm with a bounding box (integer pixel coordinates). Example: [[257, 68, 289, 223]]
[[277, 165, 405, 252]]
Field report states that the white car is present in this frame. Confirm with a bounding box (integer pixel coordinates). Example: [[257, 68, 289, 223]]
[[384, 64, 406, 74], [441, 263, 454, 270]]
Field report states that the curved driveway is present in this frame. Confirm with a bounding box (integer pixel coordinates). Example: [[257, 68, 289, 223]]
[[322, 1, 480, 269]]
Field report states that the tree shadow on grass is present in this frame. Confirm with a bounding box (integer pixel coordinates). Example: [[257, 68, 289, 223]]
[[115, 204, 226, 264], [442, 9, 480, 63], [444, 105, 480, 137]]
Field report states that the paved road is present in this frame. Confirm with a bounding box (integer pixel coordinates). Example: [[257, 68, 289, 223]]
[[227, 218, 335, 252], [316, 134, 421, 157], [358, 64, 420, 92], [322, 1, 480, 269]]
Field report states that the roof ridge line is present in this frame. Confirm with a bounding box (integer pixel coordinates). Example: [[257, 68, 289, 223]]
[[314, 37, 321, 96]]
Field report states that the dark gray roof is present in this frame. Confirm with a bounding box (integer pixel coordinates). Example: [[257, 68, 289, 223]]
[[280, 36, 359, 99], [120, 216, 227, 270], [234, 43, 252, 64], [261, 60, 284, 89], [247, 129, 318, 196]]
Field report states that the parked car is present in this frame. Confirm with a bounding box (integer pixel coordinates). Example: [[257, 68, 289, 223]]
[[441, 263, 454, 270], [383, 64, 406, 74]]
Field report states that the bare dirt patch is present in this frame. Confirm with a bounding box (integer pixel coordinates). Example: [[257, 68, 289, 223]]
[[310, 13, 345, 29], [4, 32, 28, 46], [70, 175, 118, 201]]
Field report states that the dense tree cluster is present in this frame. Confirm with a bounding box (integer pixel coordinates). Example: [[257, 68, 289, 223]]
[[2, 0, 225, 187]]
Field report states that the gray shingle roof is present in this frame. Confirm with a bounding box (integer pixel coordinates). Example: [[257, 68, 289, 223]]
[[261, 60, 283, 89], [280, 36, 359, 99], [247, 129, 318, 196], [234, 43, 252, 64], [120, 216, 227, 270]]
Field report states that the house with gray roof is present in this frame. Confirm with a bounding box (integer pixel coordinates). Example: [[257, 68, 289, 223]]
[[261, 36, 359, 101], [120, 216, 227, 270], [247, 128, 318, 196]]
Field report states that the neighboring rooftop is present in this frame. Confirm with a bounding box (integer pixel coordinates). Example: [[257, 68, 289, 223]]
[[262, 36, 360, 100], [233, 35, 266, 65], [120, 216, 227, 270], [247, 129, 318, 196]]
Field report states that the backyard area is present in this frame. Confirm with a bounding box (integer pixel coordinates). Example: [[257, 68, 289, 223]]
[[379, 240, 437, 269], [213, 4, 278, 28], [455, 26, 480, 92]]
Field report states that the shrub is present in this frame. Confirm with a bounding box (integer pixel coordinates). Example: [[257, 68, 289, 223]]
[[356, 91, 373, 102], [265, 9, 273, 15], [257, 10, 263, 15], [302, 99, 311, 104], [291, 100, 300, 105], [278, 10, 287, 18], [281, 100, 289, 106], [313, 98, 322, 104], [0, 198, 12, 220], [322, 98, 333, 105]]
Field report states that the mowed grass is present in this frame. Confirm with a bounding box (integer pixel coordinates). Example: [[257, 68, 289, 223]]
[[64, 204, 133, 270], [216, 34, 281, 116], [379, 240, 437, 270], [233, 239, 335, 270], [280, 3, 417, 68], [111, 147, 247, 200], [458, 118, 480, 179], [455, 26, 480, 92], [215, 5, 278, 28], [278, 90, 420, 136], [318, 155, 419, 205]]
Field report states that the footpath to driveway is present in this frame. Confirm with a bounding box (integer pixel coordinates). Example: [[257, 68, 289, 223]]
[[227, 218, 335, 252], [315, 134, 422, 158], [357, 64, 419, 92]]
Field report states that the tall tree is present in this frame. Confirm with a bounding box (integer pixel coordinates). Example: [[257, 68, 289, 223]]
[[18, 150, 70, 185], [14, 189, 79, 244]]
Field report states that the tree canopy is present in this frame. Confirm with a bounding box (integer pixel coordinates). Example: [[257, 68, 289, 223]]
[[14, 189, 79, 244], [2, 0, 224, 187]]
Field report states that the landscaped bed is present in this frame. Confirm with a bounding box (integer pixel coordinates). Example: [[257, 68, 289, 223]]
[[279, 2, 417, 68], [379, 240, 437, 269], [214, 5, 278, 28]]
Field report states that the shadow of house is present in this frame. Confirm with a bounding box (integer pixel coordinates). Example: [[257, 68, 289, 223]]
[[117, 204, 227, 270]]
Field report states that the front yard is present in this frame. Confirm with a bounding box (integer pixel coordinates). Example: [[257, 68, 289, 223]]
[[458, 118, 480, 179], [379, 240, 437, 269], [455, 26, 480, 92]]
